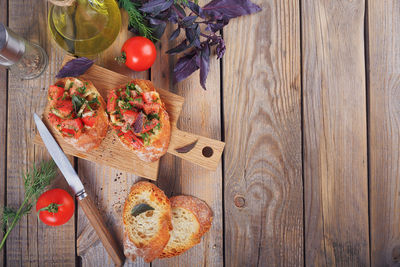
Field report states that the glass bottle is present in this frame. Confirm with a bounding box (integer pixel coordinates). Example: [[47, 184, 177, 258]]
[[48, 0, 121, 57], [0, 23, 48, 80]]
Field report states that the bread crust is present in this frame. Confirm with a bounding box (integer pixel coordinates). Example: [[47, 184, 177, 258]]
[[123, 181, 172, 262], [109, 79, 171, 162], [46, 77, 108, 152], [158, 195, 213, 258]]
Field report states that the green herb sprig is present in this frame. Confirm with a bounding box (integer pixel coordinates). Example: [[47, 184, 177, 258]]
[[117, 0, 154, 40], [0, 160, 57, 250]]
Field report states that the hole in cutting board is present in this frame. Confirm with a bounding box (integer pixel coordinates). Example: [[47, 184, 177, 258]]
[[202, 146, 213, 158]]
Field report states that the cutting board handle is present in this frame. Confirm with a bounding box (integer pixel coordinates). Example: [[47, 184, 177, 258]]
[[167, 128, 225, 171]]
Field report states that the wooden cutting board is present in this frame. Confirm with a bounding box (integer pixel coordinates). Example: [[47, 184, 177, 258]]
[[33, 56, 225, 180]]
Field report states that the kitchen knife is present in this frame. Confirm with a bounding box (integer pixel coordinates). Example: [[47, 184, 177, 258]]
[[33, 113, 125, 266]]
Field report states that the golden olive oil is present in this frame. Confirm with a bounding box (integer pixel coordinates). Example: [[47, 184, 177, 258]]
[[48, 0, 121, 56]]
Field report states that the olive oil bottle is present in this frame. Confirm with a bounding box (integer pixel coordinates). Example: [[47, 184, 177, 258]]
[[48, 0, 121, 56]]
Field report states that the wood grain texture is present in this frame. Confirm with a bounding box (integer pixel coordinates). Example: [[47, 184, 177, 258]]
[[78, 194, 125, 266], [6, 0, 75, 265], [0, 0, 7, 265], [76, 10, 148, 267], [223, 0, 303, 266], [302, 0, 369, 265], [151, 2, 224, 265], [368, 1, 400, 266], [34, 55, 224, 177]]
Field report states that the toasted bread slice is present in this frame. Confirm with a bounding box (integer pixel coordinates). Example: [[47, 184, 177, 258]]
[[123, 181, 172, 262], [45, 77, 108, 152], [107, 79, 171, 162], [159, 195, 213, 258]]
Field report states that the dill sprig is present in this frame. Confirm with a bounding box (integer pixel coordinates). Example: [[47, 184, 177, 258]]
[[0, 160, 57, 250], [118, 0, 154, 40]]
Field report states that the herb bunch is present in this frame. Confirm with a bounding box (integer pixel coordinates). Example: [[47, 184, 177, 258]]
[[0, 160, 57, 250], [117, 0, 261, 89]]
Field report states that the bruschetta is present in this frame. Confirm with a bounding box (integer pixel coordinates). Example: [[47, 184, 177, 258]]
[[106, 79, 171, 162], [46, 77, 108, 152]]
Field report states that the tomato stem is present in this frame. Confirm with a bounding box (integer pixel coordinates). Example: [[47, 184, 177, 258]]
[[115, 51, 127, 64], [37, 203, 63, 219]]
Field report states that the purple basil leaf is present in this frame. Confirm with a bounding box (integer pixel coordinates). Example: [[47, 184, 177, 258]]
[[172, 3, 186, 18], [154, 9, 170, 20], [56, 57, 94, 78], [168, 8, 179, 23], [166, 40, 189, 54], [133, 113, 144, 134], [208, 19, 229, 32], [174, 51, 200, 83], [148, 17, 167, 39], [187, 1, 204, 18], [216, 38, 226, 59], [199, 43, 210, 90], [185, 25, 201, 48], [202, 0, 261, 20], [175, 139, 198, 153], [140, 0, 173, 15], [180, 15, 197, 27], [169, 27, 181, 41]]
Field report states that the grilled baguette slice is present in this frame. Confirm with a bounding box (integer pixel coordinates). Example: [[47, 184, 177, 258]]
[[159, 195, 213, 258], [107, 79, 171, 162], [46, 77, 108, 152], [123, 181, 172, 262]]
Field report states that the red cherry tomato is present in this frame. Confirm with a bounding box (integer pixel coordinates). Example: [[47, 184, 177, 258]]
[[36, 189, 75, 226], [120, 36, 156, 71]]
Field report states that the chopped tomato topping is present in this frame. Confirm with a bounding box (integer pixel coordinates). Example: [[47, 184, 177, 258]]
[[113, 126, 124, 137], [48, 85, 64, 106], [107, 91, 118, 113], [123, 131, 143, 149], [122, 110, 138, 125], [61, 118, 83, 138], [143, 103, 160, 114], [142, 92, 158, 104], [56, 100, 74, 117], [82, 115, 97, 127], [69, 86, 82, 96], [129, 97, 144, 109], [130, 90, 138, 98], [48, 113, 62, 127], [142, 119, 159, 133]]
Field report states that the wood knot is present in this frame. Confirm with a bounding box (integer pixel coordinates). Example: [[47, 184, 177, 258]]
[[393, 245, 400, 263], [234, 195, 245, 208]]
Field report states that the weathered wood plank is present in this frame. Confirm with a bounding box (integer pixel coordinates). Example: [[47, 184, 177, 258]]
[[223, 0, 303, 266], [302, 0, 369, 265], [76, 11, 148, 267], [368, 1, 400, 266], [6, 0, 75, 266], [0, 0, 7, 265], [151, 6, 224, 267]]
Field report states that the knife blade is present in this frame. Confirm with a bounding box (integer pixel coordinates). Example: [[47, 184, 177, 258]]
[[33, 113, 125, 266], [33, 113, 85, 197]]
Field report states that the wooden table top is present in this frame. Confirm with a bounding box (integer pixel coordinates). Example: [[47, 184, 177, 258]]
[[1, 0, 399, 266]]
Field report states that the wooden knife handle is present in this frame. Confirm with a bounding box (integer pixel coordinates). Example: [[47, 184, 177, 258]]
[[168, 128, 225, 170], [79, 195, 125, 266]]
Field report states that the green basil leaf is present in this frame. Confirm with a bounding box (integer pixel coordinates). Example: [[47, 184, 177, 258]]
[[71, 95, 85, 113], [131, 203, 154, 217]]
